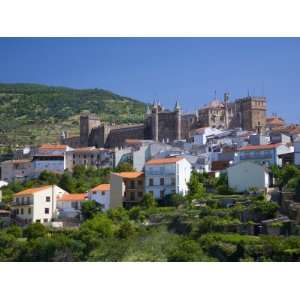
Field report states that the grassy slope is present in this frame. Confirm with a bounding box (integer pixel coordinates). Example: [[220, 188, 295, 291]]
[[0, 83, 147, 146]]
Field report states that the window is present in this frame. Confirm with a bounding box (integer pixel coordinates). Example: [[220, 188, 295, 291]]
[[130, 181, 135, 189], [45, 208, 50, 214], [101, 191, 105, 196], [160, 190, 165, 199], [16, 197, 19, 204], [46, 196, 51, 202], [27, 196, 30, 204], [160, 178, 165, 186], [138, 180, 143, 186], [36, 219, 41, 223], [73, 154, 75, 158], [138, 191, 143, 198], [71, 202, 79, 209], [15, 209, 19, 215], [130, 192, 135, 201], [43, 219, 48, 223], [28, 207, 32, 214], [93, 191, 97, 195], [171, 177, 176, 185], [20, 208, 24, 215], [149, 178, 154, 186]]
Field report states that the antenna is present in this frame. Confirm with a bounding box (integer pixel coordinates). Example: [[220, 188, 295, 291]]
[[214, 90, 217, 100]]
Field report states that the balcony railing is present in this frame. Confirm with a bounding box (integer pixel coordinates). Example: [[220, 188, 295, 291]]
[[11, 200, 33, 206]]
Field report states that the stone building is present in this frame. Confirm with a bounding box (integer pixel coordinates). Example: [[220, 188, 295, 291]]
[[198, 93, 267, 131], [62, 94, 267, 149], [62, 101, 197, 149]]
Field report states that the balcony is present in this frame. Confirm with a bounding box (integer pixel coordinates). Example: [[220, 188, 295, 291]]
[[11, 200, 33, 206]]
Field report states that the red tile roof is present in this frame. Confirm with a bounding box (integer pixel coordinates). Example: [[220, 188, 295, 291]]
[[59, 193, 87, 202], [238, 143, 282, 151], [91, 183, 111, 192], [15, 185, 51, 196], [146, 156, 184, 165], [112, 172, 144, 179], [39, 144, 68, 150]]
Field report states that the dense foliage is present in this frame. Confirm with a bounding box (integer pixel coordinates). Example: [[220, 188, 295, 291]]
[[0, 83, 146, 146]]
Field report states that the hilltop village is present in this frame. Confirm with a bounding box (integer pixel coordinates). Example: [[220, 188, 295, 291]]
[[1, 93, 300, 261]]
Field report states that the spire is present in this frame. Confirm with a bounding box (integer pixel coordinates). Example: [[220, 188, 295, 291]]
[[174, 100, 181, 111], [146, 105, 151, 115]]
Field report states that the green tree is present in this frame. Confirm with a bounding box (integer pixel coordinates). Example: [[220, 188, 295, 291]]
[[23, 223, 47, 240], [114, 162, 135, 172], [81, 200, 103, 220], [59, 171, 76, 192], [141, 193, 156, 209], [187, 171, 205, 199]]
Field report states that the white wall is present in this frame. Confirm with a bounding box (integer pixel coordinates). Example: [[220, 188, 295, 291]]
[[228, 161, 269, 192], [295, 140, 300, 166], [88, 190, 110, 211], [145, 158, 191, 199]]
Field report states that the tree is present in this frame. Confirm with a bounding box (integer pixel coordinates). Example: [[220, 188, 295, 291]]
[[114, 162, 135, 172], [167, 238, 208, 262], [58, 171, 76, 193], [38, 170, 60, 185], [81, 200, 103, 220], [23, 223, 47, 240], [187, 171, 205, 199], [141, 193, 156, 209]]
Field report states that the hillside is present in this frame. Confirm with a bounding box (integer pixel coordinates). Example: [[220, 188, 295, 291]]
[[0, 83, 147, 147]]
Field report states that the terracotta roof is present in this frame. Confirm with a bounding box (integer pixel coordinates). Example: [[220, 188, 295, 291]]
[[59, 193, 87, 202], [91, 183, 111, 192], [15, 185, 51, 196], [39, 144, 68, 150], [146, 156, 184, 165], [271, 125, 300, 135], [238, 143, 282, 151], [2, 159, 31, 164], [113, 172, 144, 179], [125, 139, 143, 145], [267, 116, 285, 126]]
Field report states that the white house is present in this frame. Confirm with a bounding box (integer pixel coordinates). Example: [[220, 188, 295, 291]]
[[32, 144, 72, 177], [237, 143, 292, 167], [144, 156, 192, 200], [192, 127, 222, 145], [294, 138, 300, 166], [88, 183, 111, 211], [57, 193, 88, 218], [227, 161, 270, 193], [11, 185, 67, 224]]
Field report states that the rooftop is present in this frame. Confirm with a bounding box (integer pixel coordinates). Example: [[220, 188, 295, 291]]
[[91, 183, 111, 192], [112, 172, 144, 179], [59, 193, 87, 202], [15, 185, 51, 196], [39, 144, 68, 150], [146, 156, 184, 165], [238, 143, 283, 151]]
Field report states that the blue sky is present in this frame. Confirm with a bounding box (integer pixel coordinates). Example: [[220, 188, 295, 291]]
[[0, 38, 299, 123]]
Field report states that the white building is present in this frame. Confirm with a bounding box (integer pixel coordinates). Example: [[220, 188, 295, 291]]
[[237, 143, 292, 167], [145, 156, 192, 200], [227, 161, 270, 193], [32, 144, 72, 177], [294, 138, 300, 166], [192, 127, 222, 145], [66, 147, 114, 171], [57, 193, 87, 218], [88, 183, 111, 211], [11, 185, 67, 224]]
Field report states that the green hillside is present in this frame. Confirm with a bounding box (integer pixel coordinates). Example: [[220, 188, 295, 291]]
[[0, 83, 147, 147]]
